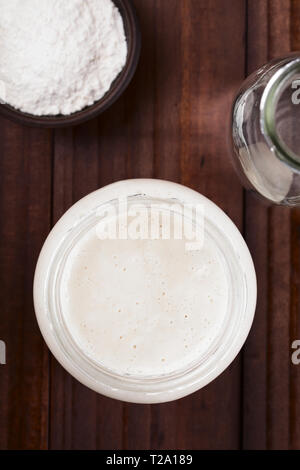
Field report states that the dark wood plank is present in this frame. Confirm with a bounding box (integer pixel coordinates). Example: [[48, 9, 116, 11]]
[[242, 2, 269, 451], [266, 1, 292, 448], [0, 120, 52, 449], [176, 0, 246, 450], [244, 0, 300, 450], [291, 0, 300, 50], [290, 0, 300, 450], [290, 208, 300, 449]]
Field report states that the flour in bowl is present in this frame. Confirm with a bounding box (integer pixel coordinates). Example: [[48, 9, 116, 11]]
[[0, 0, 127, 116]]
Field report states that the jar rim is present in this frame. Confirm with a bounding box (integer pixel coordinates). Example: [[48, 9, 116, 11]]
[[261, 55, 300, 172], [33, 179, 257, 403]]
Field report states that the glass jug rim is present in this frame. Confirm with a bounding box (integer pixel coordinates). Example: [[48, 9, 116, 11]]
[[261, 55, 300, 172]]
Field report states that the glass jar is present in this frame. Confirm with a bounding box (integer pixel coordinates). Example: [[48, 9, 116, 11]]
[[231, 53, 300, 206], [34, 179, 256, 403]]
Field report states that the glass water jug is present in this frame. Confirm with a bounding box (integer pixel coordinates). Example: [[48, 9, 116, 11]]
[[231, 53, 300, 206]]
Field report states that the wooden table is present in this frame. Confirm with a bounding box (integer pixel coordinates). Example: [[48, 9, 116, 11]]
[[0, 0, 300, 450]]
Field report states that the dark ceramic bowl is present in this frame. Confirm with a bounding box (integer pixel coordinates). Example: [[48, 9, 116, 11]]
[[0, 0, 141, 128]]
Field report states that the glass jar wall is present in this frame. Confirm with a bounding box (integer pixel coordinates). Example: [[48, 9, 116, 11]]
[[232, 53, 300, 206]]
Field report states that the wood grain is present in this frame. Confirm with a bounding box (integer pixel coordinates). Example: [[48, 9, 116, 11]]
[[290, 0, 300, 451], [0, 121, 52, 449], [176, 0, 246, 450], [1, 0, 300, 450], [244, 0, 300, 450]]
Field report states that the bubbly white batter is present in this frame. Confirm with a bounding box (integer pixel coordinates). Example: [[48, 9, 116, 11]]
[[60, 213, 229, 377]]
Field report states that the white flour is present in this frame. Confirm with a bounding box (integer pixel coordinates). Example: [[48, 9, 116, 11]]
[[0, 0, 127, 116]]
